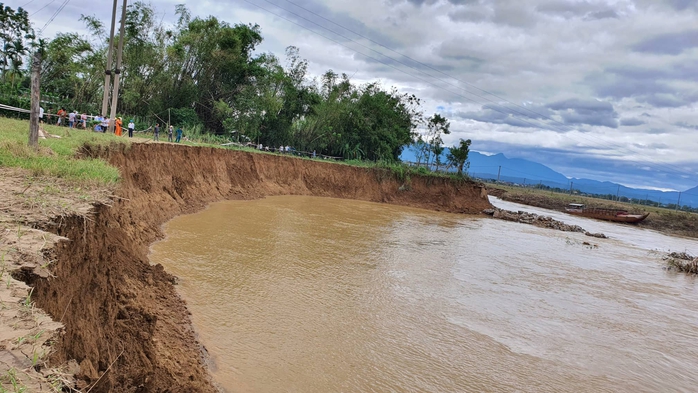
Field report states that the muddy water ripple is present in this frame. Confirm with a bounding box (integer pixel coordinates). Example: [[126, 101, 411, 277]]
[[150, 196, 698, 393]]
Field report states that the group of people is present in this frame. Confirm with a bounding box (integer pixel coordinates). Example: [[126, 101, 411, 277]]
[[153, 123, 183, 143], [256, 144, 317, 158], [38, 106, 191, 143], [45, 107, 89, 129], [92, 115, 135, 137], [257, 144, 294, 154], [40, 107, 137, 138]]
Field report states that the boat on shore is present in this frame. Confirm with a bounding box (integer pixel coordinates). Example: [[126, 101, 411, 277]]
[[565, 203, 650, 223]]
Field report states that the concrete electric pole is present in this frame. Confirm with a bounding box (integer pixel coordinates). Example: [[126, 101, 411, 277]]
[[108, 0, 128, 134], [101, 0, 119, 118]]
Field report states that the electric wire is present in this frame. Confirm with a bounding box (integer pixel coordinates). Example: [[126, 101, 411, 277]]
[[29, 0, 57, 16], [256, 0, 697, 180], [251, 0, 695, 181], [38, 0, 70, 34], [242, 0, 564, 131], [280, 0, 606, 133]]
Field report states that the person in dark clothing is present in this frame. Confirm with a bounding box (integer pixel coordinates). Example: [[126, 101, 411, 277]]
[[154, 123, 160, 141], [175, 127, 183, 143]]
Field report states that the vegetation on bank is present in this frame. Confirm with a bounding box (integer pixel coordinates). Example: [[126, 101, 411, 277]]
[[1, 2, 470, 165], [0, 117, 122, 184], [1, 116, 479, 191], [489, 184, 698, 238]]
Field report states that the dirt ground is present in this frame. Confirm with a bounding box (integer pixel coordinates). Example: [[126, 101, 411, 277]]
[[0, 168, 111, 391], [1, 143, 492, 392]]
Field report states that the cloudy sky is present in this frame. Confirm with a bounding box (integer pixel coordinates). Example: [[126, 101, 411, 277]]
[[16, 0, 698, 191]]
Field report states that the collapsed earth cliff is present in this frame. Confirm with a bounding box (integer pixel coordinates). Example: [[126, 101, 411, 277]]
[[23, 143, 491, 392]]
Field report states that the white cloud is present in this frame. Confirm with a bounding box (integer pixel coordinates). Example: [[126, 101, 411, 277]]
[[16, 0, 698, 190]]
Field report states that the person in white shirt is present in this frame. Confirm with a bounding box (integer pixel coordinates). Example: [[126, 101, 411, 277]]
[[68, 111, 76, 128], [128, 120, 135, 138]]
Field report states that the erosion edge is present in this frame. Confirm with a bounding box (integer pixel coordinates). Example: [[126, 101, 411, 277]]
[[14, 143, 492, 392]]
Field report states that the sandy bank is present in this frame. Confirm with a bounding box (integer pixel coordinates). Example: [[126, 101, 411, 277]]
[[14, 143, 491, 392]]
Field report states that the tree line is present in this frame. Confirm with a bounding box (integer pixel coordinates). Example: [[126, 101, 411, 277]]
[[0, 2, 471, 166]]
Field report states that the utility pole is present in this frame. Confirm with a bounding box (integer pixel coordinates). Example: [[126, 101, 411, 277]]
[[108, 0, 128, 134], [29, 52, 41, 149], [616, 185, 620, 201], [496, 166, 501, 182], [569, 181, 573, 195], [523, 178, 526, 186], [676, 192, 682, 211], [101, 0, 119, 117]]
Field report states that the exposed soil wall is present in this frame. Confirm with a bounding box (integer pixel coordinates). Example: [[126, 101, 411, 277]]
[[30, 143, 492, 392]]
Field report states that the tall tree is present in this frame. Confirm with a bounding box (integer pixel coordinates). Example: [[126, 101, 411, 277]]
[[422, 113, 451, 169], [447, 138, 472, 176], [0, 4, 33, 81]]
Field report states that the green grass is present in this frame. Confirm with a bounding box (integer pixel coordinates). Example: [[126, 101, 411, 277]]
[[0, 117, 124, 185], [1, 117, 471, 187]]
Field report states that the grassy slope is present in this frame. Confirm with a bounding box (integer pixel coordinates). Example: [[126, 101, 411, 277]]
[[0, 117, 124, 184], [1, 116, 475, 188]]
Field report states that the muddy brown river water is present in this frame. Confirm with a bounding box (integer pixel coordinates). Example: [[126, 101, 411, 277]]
[[149, 196, 698, 393]]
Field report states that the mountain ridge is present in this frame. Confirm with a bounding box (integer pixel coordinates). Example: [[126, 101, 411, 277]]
[[400, 147, 698, 208]]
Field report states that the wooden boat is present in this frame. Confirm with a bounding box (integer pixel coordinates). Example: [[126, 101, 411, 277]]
[[565, 203, 649, 223]]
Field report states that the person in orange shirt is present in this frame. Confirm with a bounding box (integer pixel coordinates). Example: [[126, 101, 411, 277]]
[[115, 117, 123, 136]]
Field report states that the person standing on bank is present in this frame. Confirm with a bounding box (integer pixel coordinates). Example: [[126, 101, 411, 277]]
[[56, 108, 66, 126], [128, 119, 135, 138], [68, 110, 76, 128], [168, 125, 173, 142], [115, 117, 123, 136], [154, 123, 160, 141], [175, 127, 183, 143]]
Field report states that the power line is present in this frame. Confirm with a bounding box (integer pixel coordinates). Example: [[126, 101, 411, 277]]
[[38, 0, 70, 34], [258, 0, 554, 129], [242, 1, 560, 131], [260, 0, 697, 181], [20, 0, 37, 8], [29, 0, 57, 16]]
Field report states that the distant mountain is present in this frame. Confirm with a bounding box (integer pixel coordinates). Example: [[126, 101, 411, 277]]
[[399, 147, 698, 208]]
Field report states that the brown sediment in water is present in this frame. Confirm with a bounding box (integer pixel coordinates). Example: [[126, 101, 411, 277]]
[[7, 143, 491, 392]]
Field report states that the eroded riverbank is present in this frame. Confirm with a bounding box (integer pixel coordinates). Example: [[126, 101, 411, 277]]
[[4, 143, 491, 391]]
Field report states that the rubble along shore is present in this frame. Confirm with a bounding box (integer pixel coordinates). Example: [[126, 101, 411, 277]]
[[483, 208, 608, 239]]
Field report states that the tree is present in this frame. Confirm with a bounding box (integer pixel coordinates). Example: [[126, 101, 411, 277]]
[[422, 113, 450, 169], [0, 4, 33, 80], [447, 138, 472, 176]]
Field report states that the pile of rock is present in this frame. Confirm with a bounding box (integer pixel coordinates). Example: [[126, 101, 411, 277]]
[[483, 208, 607, 239], [664, 252, 698, 274]]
